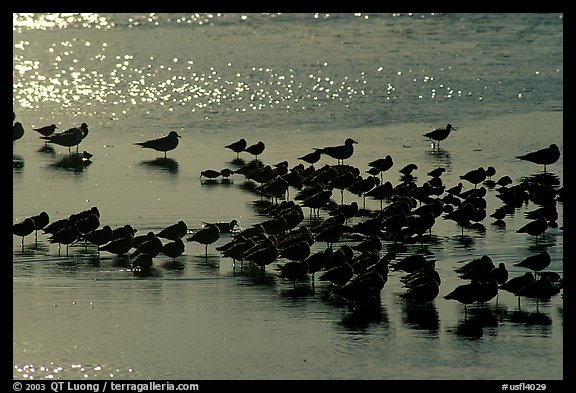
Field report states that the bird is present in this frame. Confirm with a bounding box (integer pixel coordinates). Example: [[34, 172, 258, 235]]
[[225, 138, 247, 159], [460, 167, 486, 189], [156, 221, 188, 240], [134, 131, 181, 158], [30, 211, 50, 242], [423, 123, 457, 148], [83, 225, 113, 251], [162, 238, 185, 260], [279, 240, 311, 261], [427, 167, 446, 178], [187, 224, 221, 255], [41, 126, 85, 154], [499, 272, 536, 297], [34, 124, 58, 138], [13, 122, 25, 141], [99, 234, 134, 257], [399, 279, 440, 304], [275, 260, 309, 281], [399, 163, 418, 176], [243, 237, 279, 267], [516, 144, 560, 173], [368, 155, 393, 180], [200, 169, 222, 181], [131, 236, 163, 258], [244, 141, 265, 161], [74, 213, 100, 237], [516, 215, 548, 242], [13, 217, 35, 246], [202, 219, 238, 234], [318, 262, 354, 286], [513, 250, 551, 273], [48, 225, 79, 254], [317, 138, 358, 165], [444, 280, 483, 309], [298, 149, 322, 165]]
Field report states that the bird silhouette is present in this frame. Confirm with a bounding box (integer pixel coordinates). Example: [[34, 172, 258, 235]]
[[225, 138, 247, 159], [134, 131, 181, 158], [516, 144, 560, 173], [423, 123, 457, 148]]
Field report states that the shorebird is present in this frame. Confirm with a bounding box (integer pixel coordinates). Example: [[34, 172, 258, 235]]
[[399, 279, 440, 304], [187, 223, 220, 255], [513, 250, 551, 274], [200, 169, 222, 182], [13, 217, 35, 246], [134, 131, 181, 158], [83, 225, 113, 252], [244, 141, 265, 161], [202, 219, 238, 234], [318, 262, 354, 286], [368, 155, 393, 174], [298, 149, 322, 165], [34, 124, 58, 138], [423, 123, 457, 148], [317, 138, 358, 165], [225, 138, 247, 159], [131, 236, 163, 258], [162, 238, 185, 261], [30, 211, 50, 242], [156, 220, 188, 240], [516, 215, 548, 242], [516, 144, 560, 173], [48, 225, 79, 256], [460, 167, 486, 189], [99, 234, 134, 257], [41, 125, 86, 154], [444, 279, 483, 310], [13, 122, 25, 141]]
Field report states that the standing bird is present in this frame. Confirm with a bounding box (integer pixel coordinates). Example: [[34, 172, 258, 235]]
[[162, 238, 185, 261], [30, 211, 50, 242], [298, 149, 322, 165], [244, 141, 265, 161], [34, 124, 58, 139], [134, 131, 181, 158], [317, 138, 358, 165], [187, 223, 221, 255], [156, 220, 188, 240], [423, 123, 457, 149], [516, 215, 548, 242], [444, 280, 483, 310], [41, 125, 86, 154], [516, 144, 560, 173], [13, 217, 35, 246], [460, 167, 486, 189], [513, 250, 551, 274], [13, 122, 25, 141], [225, 138, 247, 159]]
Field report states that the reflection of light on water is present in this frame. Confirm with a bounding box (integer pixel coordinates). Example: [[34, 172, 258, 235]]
[[13, 13, 112, 31], [14, 362, 135, 379]]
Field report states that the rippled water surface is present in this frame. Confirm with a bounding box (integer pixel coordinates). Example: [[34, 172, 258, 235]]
[[13, 13, 563, 381]]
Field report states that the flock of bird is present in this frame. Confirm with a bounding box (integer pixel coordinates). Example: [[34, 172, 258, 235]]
[[14, 120, 563, 316]]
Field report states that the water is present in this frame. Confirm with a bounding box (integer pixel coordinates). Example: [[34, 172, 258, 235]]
[[13, 13, 563, 381]]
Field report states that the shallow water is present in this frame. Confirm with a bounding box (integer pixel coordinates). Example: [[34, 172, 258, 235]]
[[13, 13, 563, 381]]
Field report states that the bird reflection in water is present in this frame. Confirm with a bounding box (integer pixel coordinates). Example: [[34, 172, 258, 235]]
[[38, 144, 56, 156], [338, 298, 388, 331], [452, 306, 499, 339], [140, 157, 179, 174], [50, 154, 92, 172], [401, 302, 440, 333], [13, 155, 24, 171]]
